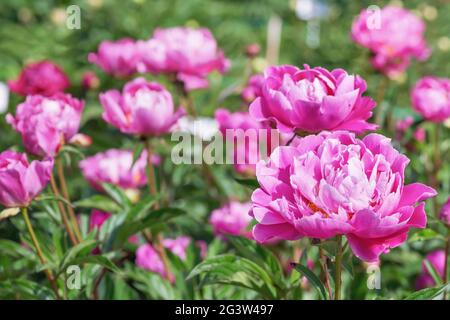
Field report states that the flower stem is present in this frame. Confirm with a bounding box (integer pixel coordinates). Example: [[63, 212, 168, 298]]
[[432, 124, 442, 217], [144, 139, 171, 281], [21, 207, 60, 299], [319, 247, 333, 300], [56, 157, 83, 242], [50, 174, 78, 246], [334, 235, 343, 300], [444, 230, 450, 300]]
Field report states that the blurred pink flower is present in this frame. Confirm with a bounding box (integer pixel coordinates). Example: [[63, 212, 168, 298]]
[[416, 250, 446, 289], [215, 108, 276, 176], [100, 77, 184, 136], [413, 127, 426, 143], [8, 60, 70, 97], [209, 201, 253, 239], [0, 151, 53, 208], [88, 38, 139, 77], [151, 27, 229, 91], [7, 93, 84, 157], [81, 71, 100, 90], [242, 74, 264, 103], [351, 6, 430, 77], [79, 148, 157, 191], [250, 131, 436, 262], [249, 65, 377, 134], [440, 197, 450, 226], [411, 76, 450, 122], [395, 116, 414, 133]]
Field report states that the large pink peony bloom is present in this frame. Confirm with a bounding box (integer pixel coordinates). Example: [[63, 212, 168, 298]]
[[151, 27, 229, 91], [250, 131, 436, 262], [351, 6, 430, 77], [7, 93, 84, 157], [100, 77, 184, 136], [249, 65, 377, 134], [215, 108, 277, 176], [411, 76, 450, 123], [416, 250, 446, 289], [0, 151, 53, 208], [209, 201, 253, 238], [8, 60, 70, 97], [88, 38, 139, 77], [79, 149, 157, 191]]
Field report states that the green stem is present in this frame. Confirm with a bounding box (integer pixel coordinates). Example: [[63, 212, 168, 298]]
[[21, 207, 60, 299], [444, 231, 449, 300], [432, 124, 442, 217], [56, 157, 83, 242], [334, 235, 343, 300]]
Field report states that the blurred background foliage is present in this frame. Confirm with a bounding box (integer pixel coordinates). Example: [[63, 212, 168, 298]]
[[0, 0, 449, 300]]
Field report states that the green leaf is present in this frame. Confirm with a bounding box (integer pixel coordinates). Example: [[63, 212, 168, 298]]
[[125, 193, 160, 220], [132, 142, 145, 167], [291, 263, 328, 300], [59, 145, 85, 159], [112, 207, 184, 247], [74, 195, 122, 213], [102, 183, 131, 209], [408, 229, 443, 242], [58, 239, 98, 273], [71, 255, 120, 273], [233, 177, 259, 189], [424, 260, 443, 286], [187, 254, 278, 299], [404, 284, 449, 300], [36, 194, 73, 208]]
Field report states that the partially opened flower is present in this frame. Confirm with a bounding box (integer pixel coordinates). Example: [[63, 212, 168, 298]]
[[8, 60, 70, 96], [151, 27, 229, 91], [0, 151, 53, 208], [416, 250, 446, 289], [411, 76, 450, 122], [7, 93, 84, 157], [88, 38, 139, 77], [215, 108, 276, 175], [351, 6, 430, 77], [209, 201, 253, 239], [79, 149, 157, 191], [250, 65, 377, 134], [100, 77, 184, 136], [250, 131, 436, 262]]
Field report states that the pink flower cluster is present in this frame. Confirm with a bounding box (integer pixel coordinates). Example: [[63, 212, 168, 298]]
[[250, 131, 436, 262], [209, 201, 253, 239], [8, 60, 70, 96], [7, 93, 84, 157], [100, 77, 184, 136], [79, 148, 157, 191], [411, 76, 450, 123], [250, 65, 376, 134], [352, 6, 430, 77], [89, 27, 229, 91]]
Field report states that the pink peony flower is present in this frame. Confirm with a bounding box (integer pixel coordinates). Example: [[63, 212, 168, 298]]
[[351, 6, 430, 77], [135, 38, 168, 74], [242, 74, 264, 103], [440, 197, 450, 226], [88, 38, 139, 77], [151, 27, 229, 91], [413, 127, 426, 143], [8, 60, 70, 97], [0, 151, 53, 208], [7, 93, 84, 157], [416, 250, 446, 289], [100, 77, 184, 136], [209, 201, 253, 239], [215, 108, 277, 176], [249, 65, 377, 134], [79, 149, 156, 191], [411, 76, 450, 123], [250, 131, 436, 262]]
